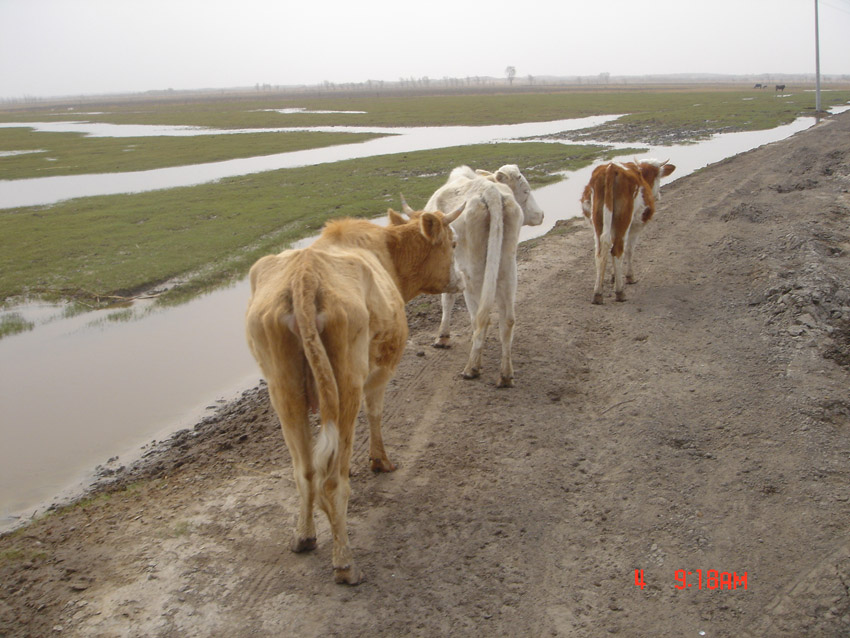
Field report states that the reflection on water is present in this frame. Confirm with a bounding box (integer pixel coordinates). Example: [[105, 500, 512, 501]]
[[0, 111, 835, 529], [0, 284, 258, 525]]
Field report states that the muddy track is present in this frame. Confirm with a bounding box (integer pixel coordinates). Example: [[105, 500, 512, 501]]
[[2, 112, 850, 638]]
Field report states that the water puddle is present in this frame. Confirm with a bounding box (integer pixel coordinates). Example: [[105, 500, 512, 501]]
[[258, 108, 368, 114], [0, 111, 839, 529]]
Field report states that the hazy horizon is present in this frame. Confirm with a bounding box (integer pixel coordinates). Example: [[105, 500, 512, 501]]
[[2, 0, 850, 101]]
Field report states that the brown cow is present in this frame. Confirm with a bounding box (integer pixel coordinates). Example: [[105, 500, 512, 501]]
[[245, 206, 463, 584], [581, 159, 675, 303]]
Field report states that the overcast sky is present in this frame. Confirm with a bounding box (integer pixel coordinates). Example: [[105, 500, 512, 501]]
[[1, 0, 849, 100]]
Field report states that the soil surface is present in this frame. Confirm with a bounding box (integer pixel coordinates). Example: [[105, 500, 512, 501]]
[[3, 112, 850, 638]]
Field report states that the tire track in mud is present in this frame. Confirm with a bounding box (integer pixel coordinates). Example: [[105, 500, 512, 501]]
[[744, 541, 850, 637], [349, 337, 465, 471], [345, 231, 598, 633]]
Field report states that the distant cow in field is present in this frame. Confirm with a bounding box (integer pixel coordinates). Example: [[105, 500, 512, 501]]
[[775, 84, 786, 92], [245, 205, 463, 585], [754, 83, 763, 89], [412, 164, 543, 387], [580, 159, 676, 304]]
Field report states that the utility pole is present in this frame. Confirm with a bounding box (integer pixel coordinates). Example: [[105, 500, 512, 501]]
[[815, 0, 822, 112]]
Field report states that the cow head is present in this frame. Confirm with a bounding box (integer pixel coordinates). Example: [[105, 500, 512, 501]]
[[495, 164, 544, 227], [387, 204, 465, 295], [634, 158, 676, 202]]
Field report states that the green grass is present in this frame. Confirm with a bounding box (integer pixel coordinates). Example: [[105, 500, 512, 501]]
[[2, 86, 849, 309], [5, 87, 846, 130], [0, 547, 48, 564], [4, 88, 847, 180], [0, 129, 384, 179], [570, 89, 850, 142], [0, 141, 631, 306]]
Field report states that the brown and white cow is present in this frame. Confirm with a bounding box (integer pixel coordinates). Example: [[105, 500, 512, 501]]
[[245, 206, 462, 585], [409, 164, 543, 387], [580, 159, 675, 304]]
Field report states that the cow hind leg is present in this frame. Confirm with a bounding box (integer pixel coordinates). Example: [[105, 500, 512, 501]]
[[463, 323, 487, 379], [461, 287, 485, 379], [363, 365, 397, 472], [268, 383, 318, 554], [432, 292, 456, 348], [495, 270, 516, 388], [592, 236, 609, 304], [315, 322, 366, 585], [496, 315, 515, 387], [612, 237, 627, 302], [316, 391, 363, 585], [624, 231, 640, 284], [463, 311, 488, 380]]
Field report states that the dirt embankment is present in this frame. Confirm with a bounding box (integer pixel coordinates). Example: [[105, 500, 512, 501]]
[[2, 113, 850, 638]]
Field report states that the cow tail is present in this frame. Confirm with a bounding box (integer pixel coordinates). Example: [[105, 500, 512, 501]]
[[291, 274, 340, 484], [601, 164, 617, 247], [580, 183, 593, 219], [477, 192, 504, 330]]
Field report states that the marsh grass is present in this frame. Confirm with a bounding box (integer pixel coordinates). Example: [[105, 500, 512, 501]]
[[3, 87, 849, 308], [0, 547, 48, 564], [0, 129, 383, 180], [0, 312, 33, 337], [5, 87, 847, 131], [0, 141, 631, 306]]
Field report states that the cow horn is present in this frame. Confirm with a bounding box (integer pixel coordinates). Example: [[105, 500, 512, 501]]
[[444, 201, 465, 224], [399, 193, 414, 216]]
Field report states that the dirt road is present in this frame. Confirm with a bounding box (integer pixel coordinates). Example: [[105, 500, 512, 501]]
[[2, 112, 850, 638]]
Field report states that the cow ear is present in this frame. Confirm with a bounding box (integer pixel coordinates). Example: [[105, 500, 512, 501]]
[[496, 164, 519, 184], [419, 212, 443, 244], [388, 208, 407, 226], [661, 162, 676, 177]]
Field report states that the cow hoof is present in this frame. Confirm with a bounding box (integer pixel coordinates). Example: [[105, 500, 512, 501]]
[[370, 457, 397, 473], [462, 368, 481, 380], [334, 565, 364, 586], [291, 536, 317, 553], [615, 291, 626, 302], [432, 336, 452, 349], [592, 294, 604, 305], [497, 376, 514, 388]]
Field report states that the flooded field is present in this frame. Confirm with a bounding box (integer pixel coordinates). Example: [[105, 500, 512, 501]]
[[0, 112, 835, 528], [0, 115, 618, 208]]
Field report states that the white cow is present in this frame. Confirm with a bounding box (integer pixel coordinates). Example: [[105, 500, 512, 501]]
[[407, 164, 544, 387]]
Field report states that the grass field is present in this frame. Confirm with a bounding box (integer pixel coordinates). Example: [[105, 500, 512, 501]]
[[0, 141, 629, 308], [1, 86, 849, 314], [0, 130, 384, 180]]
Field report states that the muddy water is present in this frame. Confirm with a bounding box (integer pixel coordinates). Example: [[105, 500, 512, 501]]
[[0, 114, 827, 528]]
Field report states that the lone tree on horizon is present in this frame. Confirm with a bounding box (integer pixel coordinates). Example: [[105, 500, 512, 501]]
[[505, 66, 516, 86]]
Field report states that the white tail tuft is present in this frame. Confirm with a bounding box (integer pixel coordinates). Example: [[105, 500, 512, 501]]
[[313, 421, 339, 485]]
